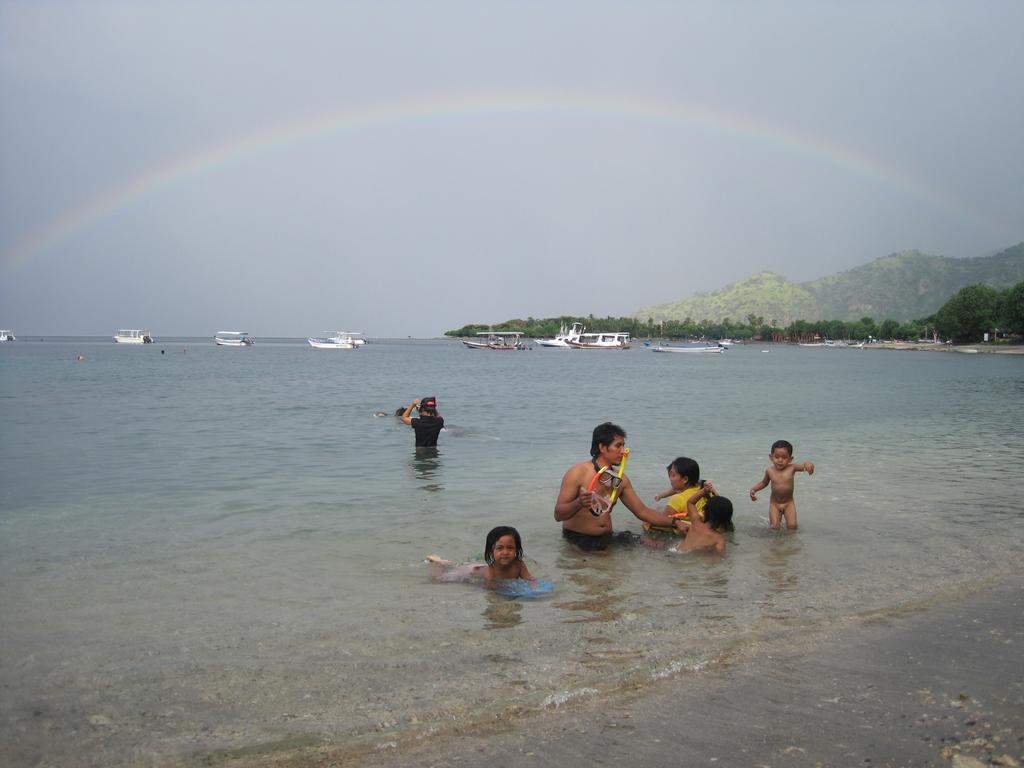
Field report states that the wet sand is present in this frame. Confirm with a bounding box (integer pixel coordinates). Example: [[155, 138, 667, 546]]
[[219, 572, 1023, 768], [865, 342, 1024, 354]]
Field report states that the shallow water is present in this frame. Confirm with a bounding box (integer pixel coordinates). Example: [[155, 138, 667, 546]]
[[1, 339, 1021, 765]]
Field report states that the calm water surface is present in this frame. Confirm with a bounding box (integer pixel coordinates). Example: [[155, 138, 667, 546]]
[[1, 338, 1021, 765]]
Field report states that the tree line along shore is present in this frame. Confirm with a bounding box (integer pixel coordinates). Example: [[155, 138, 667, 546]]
[[448, 280, 1024, 346]]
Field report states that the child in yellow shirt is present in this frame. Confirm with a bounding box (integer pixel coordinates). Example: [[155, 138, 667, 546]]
[[647, 456, 708, 534]]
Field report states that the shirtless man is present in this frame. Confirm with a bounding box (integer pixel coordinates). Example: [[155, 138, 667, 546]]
[[554, 422, 678, 551], [749, 439, 815, 530]]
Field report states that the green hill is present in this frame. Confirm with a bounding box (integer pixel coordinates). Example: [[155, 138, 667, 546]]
[[635, 243, 1024, 325]]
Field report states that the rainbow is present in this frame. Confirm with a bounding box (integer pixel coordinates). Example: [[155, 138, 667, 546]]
[[0, 89, 1000, 270]]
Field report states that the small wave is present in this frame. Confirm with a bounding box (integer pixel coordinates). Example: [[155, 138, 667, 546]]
[[442, 427, 502, 440], [542, 687, 598, 708], [651, 658, 708, 680]]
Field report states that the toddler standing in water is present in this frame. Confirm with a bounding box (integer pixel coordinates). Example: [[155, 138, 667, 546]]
[[749, 439, 815, 530]]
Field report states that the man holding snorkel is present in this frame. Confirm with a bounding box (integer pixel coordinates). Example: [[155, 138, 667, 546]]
[[401, 396, 444, 447], [554, 422, 677, 552]]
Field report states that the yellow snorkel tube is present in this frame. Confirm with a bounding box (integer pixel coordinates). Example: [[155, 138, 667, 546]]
[[608, 448, 629, 505]]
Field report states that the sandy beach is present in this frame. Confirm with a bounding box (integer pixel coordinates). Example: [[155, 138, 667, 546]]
[[201, 572, 1023, 768]]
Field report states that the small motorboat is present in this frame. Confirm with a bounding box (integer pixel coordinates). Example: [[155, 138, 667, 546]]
[[651, 343, 725, 354], [308, 331, 362, 349], [113, 329, 153, 344], [214, 331, 255, 346]]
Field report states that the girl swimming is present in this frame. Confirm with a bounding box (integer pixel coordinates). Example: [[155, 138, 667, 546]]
[[426, 525, 534, 586]]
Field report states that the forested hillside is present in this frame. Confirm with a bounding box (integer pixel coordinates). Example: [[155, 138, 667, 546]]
[[634, 243, 1024, 325]]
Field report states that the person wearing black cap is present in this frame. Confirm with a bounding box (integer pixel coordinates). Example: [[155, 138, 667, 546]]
[[401, 396, 444, 447]]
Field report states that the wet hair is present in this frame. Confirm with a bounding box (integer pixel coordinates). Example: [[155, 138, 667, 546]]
[[704, 496, 734, 533], [590, 422, 626, 458], [418, 396, 438, 417], [484, 526, 524, 565], [771, 439, 794, 457], [394, 407, 406, 417], [666, 456, 700, 487]]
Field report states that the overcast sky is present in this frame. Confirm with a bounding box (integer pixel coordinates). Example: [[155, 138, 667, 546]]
[[1, 1, 1021, 337]]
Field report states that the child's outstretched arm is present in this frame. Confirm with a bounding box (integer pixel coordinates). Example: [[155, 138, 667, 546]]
[[802, 461, 815, 475], [653, 488, 675, 502], [750, 471, 769, 501]]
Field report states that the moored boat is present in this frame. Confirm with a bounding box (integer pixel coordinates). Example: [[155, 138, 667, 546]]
[[463, 331, 529, 350], [308, 331, 362, 349], [113, 329, 153, 344], [0, 330, 15, 342], [535, 322, 584, 348], [567, 332, 631, 349], [214, 331, 255, 346], [651, 343, 725, 354]]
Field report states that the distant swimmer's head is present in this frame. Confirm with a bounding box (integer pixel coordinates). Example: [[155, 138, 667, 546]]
[[666, 457, 700, 489], [395, 407, 406, 417], [373, 411, 387, 418], [704, 496, 734, 533], [485, 525, 524, 565]]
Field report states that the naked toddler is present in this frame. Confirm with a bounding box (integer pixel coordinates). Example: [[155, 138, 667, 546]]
[[749, 439, 814, 530]]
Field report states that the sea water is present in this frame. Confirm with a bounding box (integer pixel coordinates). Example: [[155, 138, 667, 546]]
[[1, 339, 1021, 765]]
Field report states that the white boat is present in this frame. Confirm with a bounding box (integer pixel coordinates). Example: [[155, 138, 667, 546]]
[[113, 329, 153, 344], [0, 330, 14, 342], [462, 331, 529, 350], [651, 343, 725, 354], [214, 331, 255, 346], [717, 338, 736, 346], [535, 322, 584, 348], [308, 331, 362, 349], [567, 332, 631, 349]]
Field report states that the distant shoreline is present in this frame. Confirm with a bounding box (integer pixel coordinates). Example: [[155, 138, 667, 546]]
[[863, 342, 1024, 354], [5, 336, 1022, 353]]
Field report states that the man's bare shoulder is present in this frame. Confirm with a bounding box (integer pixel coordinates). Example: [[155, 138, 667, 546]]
[[563, 459, 594, 481]]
